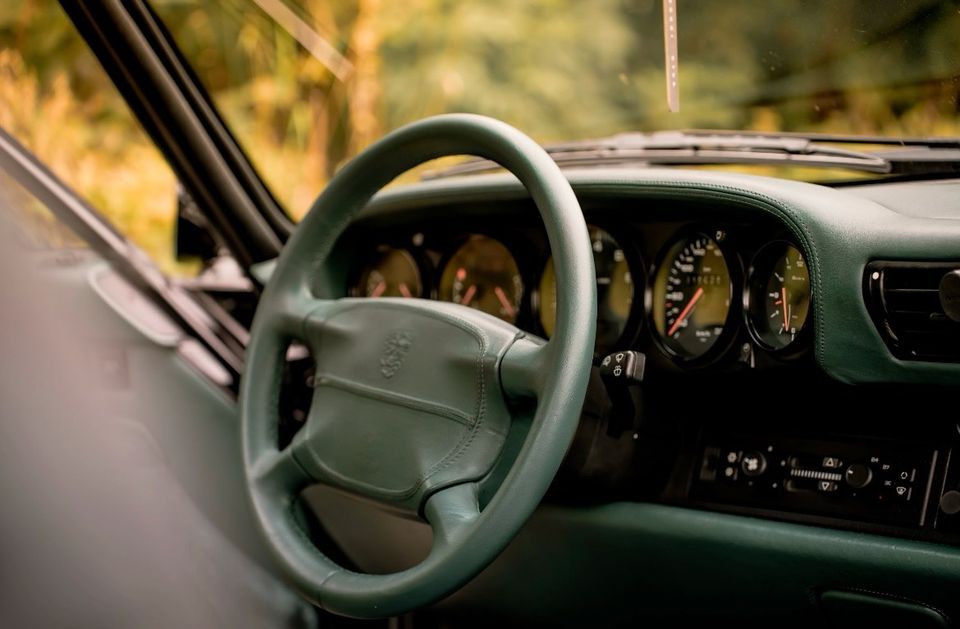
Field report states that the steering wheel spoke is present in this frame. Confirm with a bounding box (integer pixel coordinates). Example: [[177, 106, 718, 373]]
[[268, 294, 337, 340], [250, 432, 314, 494], [424, 482, 481, 549], [500, 335, 552, 399]]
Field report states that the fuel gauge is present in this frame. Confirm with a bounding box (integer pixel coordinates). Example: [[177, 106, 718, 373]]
[[746, 242, 810, 351]]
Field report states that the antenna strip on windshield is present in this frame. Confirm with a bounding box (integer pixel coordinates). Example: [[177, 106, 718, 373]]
[[663, 0, 679, 112]]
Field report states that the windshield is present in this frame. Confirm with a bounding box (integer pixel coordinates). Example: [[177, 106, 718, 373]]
[[152, 0, 960, 217]]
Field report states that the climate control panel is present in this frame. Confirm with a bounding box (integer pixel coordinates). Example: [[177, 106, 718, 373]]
[[693, 436, 938, 527]]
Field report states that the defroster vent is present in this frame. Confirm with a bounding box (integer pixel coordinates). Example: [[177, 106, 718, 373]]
[[864, 261, 960, 361]]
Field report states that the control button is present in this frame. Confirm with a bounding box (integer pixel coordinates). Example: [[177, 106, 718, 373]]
[[896, 468, 917, 483], [818, 481, 839, 493], [893, 485, 912, 501], [599, 350, 645, 384], [822, 456, 841, 469], [844, 463, 873, 489], [741, 451, 767, 477], [723, 465, 738, 481], [725, 451, 739, 464], [940, 490, 960, 515]]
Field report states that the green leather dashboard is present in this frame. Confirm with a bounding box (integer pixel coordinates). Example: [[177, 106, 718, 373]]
[[454, 501, 960, 626], [308, 480, 960, 626], [359, 168, 960, 386], [245, 166, 960, 623], [313, 168, 960, 624]]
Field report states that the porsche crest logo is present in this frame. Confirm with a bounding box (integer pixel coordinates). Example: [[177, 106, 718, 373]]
[[380, 330, 413, 378]]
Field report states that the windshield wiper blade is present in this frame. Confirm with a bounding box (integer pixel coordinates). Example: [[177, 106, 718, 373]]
[[672, 128, 960, 148], [423, 129, 960, 181]]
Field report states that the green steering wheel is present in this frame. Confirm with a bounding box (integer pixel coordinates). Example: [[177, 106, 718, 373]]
[[241, 114, 597, 618]]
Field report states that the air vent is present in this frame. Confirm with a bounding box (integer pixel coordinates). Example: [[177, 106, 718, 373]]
[[864, 261, 960, 361]]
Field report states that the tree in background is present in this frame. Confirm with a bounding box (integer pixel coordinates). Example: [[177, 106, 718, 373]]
[[1, 0, 958, 270]]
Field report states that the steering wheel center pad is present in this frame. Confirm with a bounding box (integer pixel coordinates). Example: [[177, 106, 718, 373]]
[[293, 298, 521, 509]]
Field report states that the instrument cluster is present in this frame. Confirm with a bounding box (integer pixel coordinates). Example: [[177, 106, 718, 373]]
[[347, 222, 812, 368]]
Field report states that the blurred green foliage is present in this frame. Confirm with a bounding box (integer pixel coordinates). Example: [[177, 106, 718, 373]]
[[1, 0, 959, 273], [0, 2, 183, 271]]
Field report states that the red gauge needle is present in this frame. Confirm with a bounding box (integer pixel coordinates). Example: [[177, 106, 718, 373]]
[[398, 282, 412, 298], [370, 280, 386, 298], [494, 285, 516, 317], [667, 286, 704, 336], [460, 284, 477, 307], [781, 286, 789, 331]]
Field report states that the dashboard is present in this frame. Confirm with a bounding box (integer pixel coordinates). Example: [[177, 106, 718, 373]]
[[303, 168, 960, 539], [288, 167, 960, 625]]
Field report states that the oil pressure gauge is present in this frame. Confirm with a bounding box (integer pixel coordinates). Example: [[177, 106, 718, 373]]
[[746, 242, 811, 351]]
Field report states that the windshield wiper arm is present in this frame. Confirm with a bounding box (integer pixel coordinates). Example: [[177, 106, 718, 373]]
[[424, 130, 960, 180], [685, 128, 960, 149]]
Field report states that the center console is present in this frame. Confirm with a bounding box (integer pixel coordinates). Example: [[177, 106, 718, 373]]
[[564, 370, 960, 548], [694, 436, 938, 528]]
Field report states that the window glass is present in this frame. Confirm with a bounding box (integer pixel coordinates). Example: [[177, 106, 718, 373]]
[[154, 0, 960, 217], [0, 169, 85, 250], [0, 1, 194, 275], [155, 0, 357, 220]]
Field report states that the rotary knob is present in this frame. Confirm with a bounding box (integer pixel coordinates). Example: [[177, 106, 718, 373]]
[[940, 490, 960, 515], [845, 463, 873, 489], [939, 270, 960, 322]]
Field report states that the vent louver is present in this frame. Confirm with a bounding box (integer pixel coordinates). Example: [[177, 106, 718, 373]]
[[864, 261, 960, 361]]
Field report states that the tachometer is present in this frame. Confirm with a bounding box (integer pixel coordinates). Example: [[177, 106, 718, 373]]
[[746, 242, 810, 351], [353, 247, 423, 298], [651, 233, 733, 360], [538, 225, 636, 352], [439, 235, 523, 323]]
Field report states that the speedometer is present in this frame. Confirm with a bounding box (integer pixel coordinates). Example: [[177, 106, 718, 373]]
[[651, 233, 733, 360]]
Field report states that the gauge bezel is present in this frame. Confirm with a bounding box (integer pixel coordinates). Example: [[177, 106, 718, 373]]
[[645, 228, 742, 366], [435, 233, 527, 325], [532, 222, 646, 354], [348, 244, 429, 299], [743, 239, 812, 356]]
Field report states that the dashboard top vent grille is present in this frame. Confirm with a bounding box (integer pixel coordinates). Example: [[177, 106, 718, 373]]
[[864, 261, 960, 362]]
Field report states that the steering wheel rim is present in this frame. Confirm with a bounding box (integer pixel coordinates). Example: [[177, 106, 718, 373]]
[[241, 114, 596, 618]]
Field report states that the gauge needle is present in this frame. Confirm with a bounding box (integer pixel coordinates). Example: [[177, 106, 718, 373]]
[[667, 286, 704, 336], [494, 286, 516, 317], [398, 283, 412, 298], [370, 280, 386, 298], [781, 286, 789, 331], [461, 284, 477, 307]]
